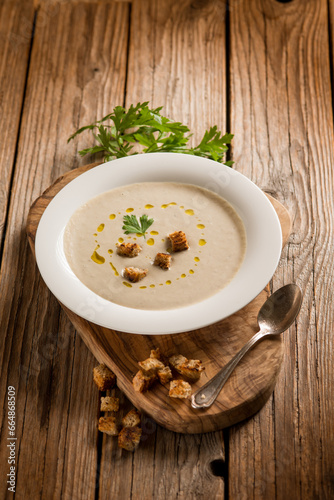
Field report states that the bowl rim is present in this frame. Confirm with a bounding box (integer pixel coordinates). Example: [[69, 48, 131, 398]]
[[35, 152, 282, 334]]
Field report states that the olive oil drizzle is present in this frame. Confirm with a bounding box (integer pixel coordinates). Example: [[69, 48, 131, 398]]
[[109, 262, 119, 276], [90, 197, 207, 289], [91, 250, 105, 264]]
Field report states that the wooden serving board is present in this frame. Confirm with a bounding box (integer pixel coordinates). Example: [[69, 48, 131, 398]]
[[27, 163, 291, 434]]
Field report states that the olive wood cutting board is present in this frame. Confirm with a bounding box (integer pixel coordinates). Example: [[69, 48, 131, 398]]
[[27, 162, 292, 434]]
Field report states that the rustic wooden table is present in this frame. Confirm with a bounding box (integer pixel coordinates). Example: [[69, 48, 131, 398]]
[[1, 0, 333, 498]]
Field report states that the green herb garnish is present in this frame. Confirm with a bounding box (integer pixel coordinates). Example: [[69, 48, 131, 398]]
[[122, 214, 154, 239], [68, 102, 233, 165]]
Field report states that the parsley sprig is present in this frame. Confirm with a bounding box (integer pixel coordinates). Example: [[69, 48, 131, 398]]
[[122, 214, 154, 239], [68, 102, 233, 165]]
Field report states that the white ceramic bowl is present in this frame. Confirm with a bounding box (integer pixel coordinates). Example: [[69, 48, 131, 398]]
[[35, 153, 282, 334]]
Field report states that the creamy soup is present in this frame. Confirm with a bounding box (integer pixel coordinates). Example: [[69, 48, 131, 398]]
[[63, 182, 246, 310]]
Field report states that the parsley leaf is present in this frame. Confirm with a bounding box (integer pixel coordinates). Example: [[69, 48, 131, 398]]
[[68, 102, 233, 164], [122, 214, 154, 239]]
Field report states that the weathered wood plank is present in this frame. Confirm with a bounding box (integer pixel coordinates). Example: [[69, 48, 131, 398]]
[[0, 2, 129, 499], [0, 0, 34, 253], [229, 0, 334, 498], [126, 0, 227, 141], [98, 0, 228, 497]]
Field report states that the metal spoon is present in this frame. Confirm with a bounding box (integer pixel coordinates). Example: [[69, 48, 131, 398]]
[[191, 284, 302, 410]]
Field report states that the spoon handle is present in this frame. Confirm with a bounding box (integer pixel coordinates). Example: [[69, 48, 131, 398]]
[[191, 330, 266, 409]]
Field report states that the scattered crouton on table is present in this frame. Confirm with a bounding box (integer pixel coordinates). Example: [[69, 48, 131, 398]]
[[100, 396, 120, 412], [93, 363, 116, 391], [122, 409, 141, 428], [98, 416, 119, 436], [118, 426, 142, 451]]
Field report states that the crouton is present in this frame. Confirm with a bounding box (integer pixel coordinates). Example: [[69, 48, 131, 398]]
[[100, 396, 119, 412], [93, 363, 116, 391], [132, 371, 157, 392], [116, 242, 142, 257], [98, 416, 119, 436], [150, 347, 162, 360], [123, 267, 148, 283], [177, 358, 205, 381], [122, 409, 141, 428], [157, 366, 173, 384], [169, 355, 205, 382], [168, 231, 189, 252], [150, 348, 168, 365], [154, 252, 172, 269], [138, 357, 165, 376], [118, 426, 142, 451], [169, 380, 192, 399], [169, 354, 188, 369]]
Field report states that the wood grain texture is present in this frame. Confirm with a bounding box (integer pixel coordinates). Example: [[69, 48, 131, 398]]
[[127, 0, 227, 142], [26, 161, 290, 435], [229, 0, 334, 498], [98, 388, 225, 500], [0, 0, 34, 251], [0, 2, 129, 500], [2, 0, 332, 497]]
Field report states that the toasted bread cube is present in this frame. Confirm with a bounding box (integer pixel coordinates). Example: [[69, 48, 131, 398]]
[[118, 426, 142, 451], [154, 252, 172, 269], [169, 354, 187, 369], [98, 416, 118, 436], [133, 370, 157, 392], [168, 231, 189, 252], [138, 357, 165, 376], [150, 347, 162, 360], [150, 348, 168, 365], [122, 409, 141, 428], [157, 366, 172, 384], [100, 396, 119, 412], [178, 358, 205, 381], [123, 267, 148, 283], [169, 380, 192, 399], [169, 355, 205, 381], [93, 363, 116, 391], [116, 242, 142, 257]]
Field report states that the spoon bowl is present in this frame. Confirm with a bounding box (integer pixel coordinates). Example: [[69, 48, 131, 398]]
[[257, 284, 303, 334]]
